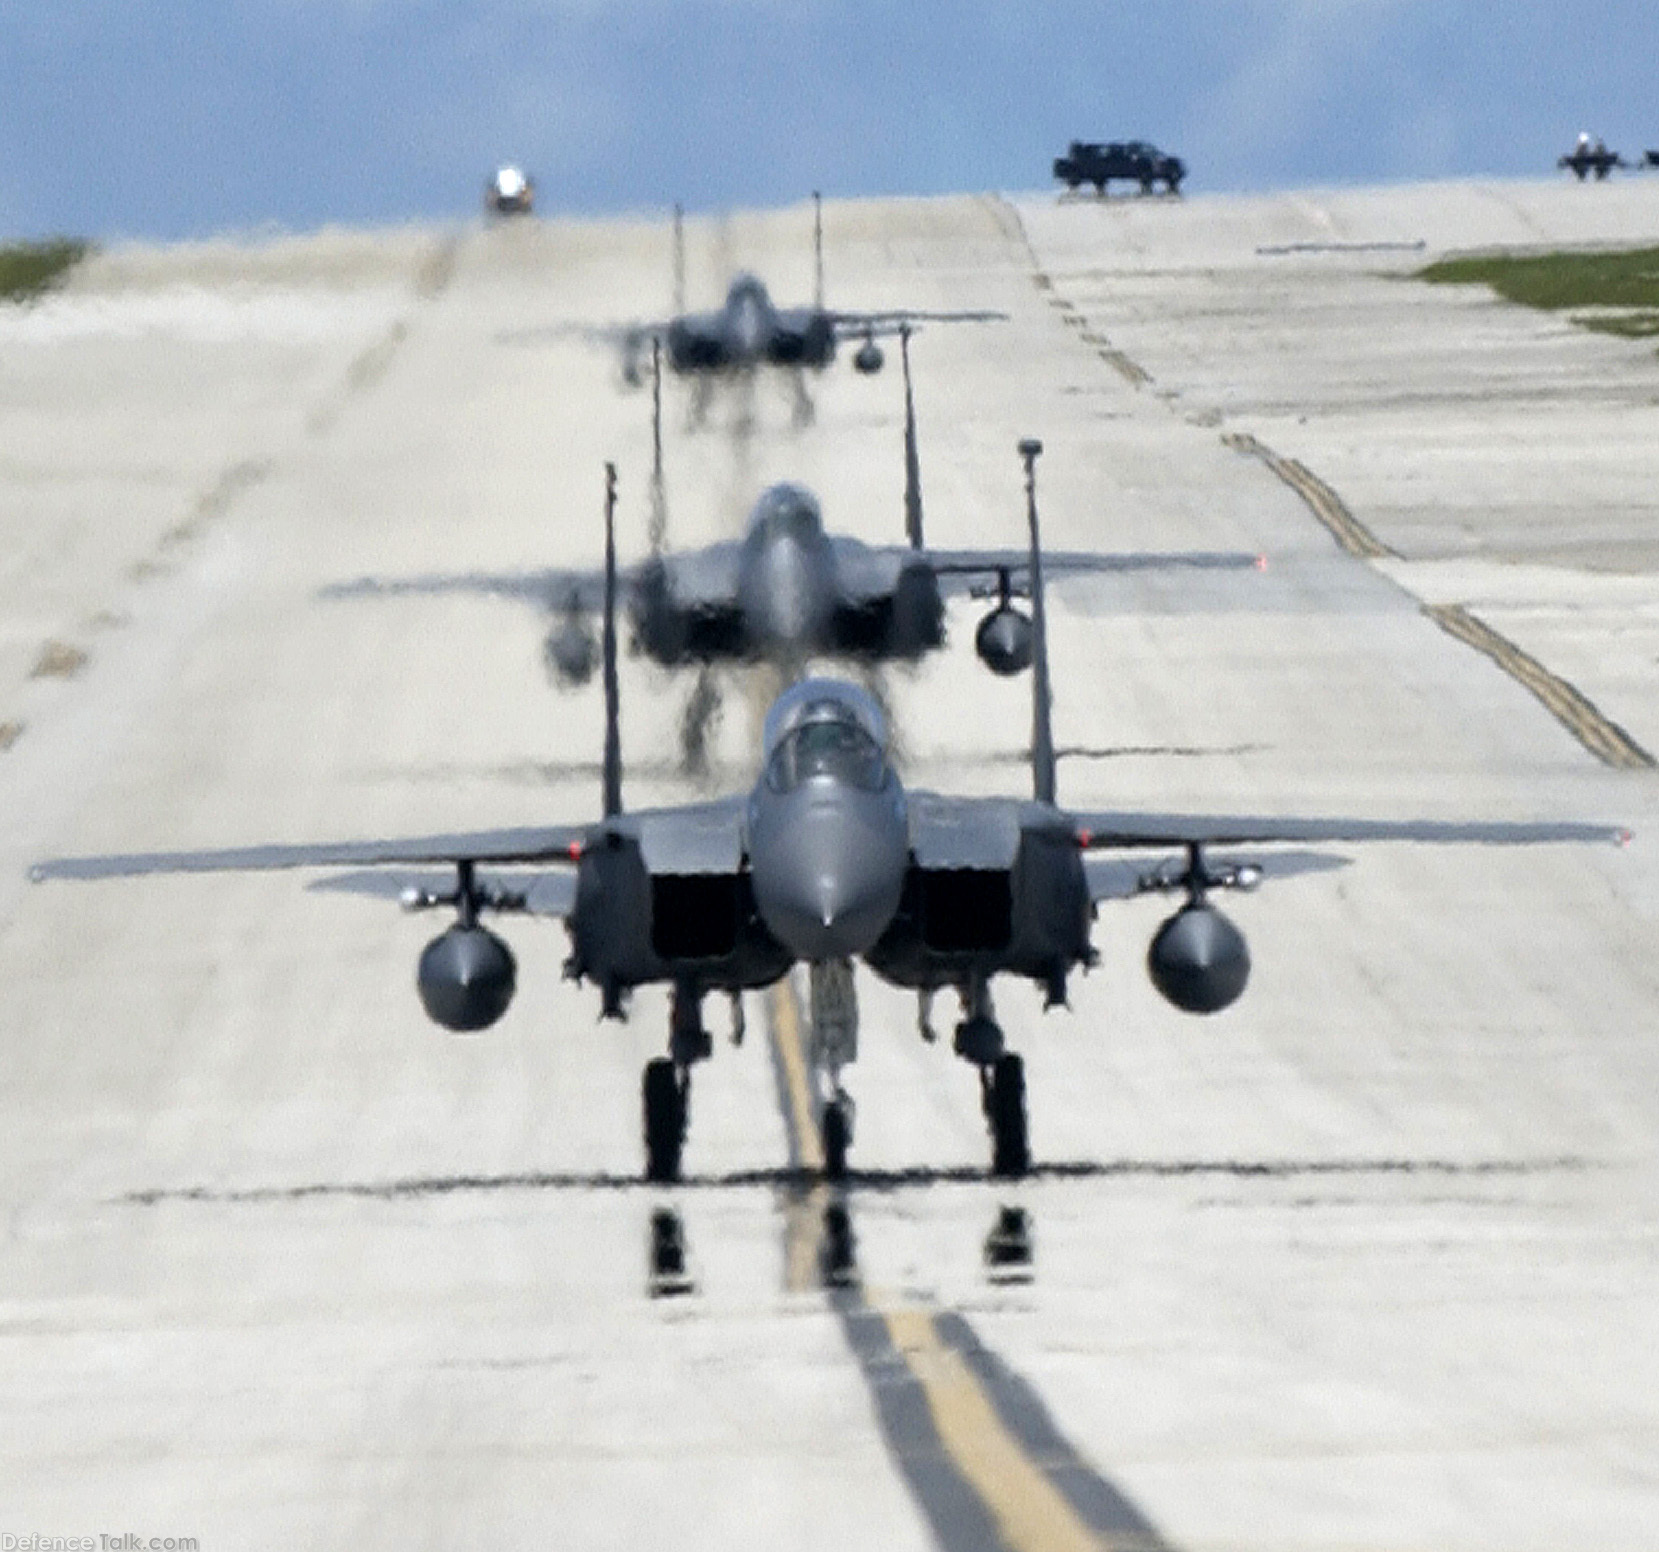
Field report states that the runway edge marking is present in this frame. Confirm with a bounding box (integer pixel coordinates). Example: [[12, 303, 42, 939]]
[[765, 982, 1174, 1552]]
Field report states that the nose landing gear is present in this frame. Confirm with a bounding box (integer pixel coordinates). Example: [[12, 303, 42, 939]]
[[811, 959, 858, 1181]]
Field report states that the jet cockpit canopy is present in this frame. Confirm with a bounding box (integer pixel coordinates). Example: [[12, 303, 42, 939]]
[[762, 679, 889, 793], [749, 483, 824, 544]]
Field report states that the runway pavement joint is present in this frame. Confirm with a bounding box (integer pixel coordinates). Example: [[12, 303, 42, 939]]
[[29, 641, 88, 680], [1423, 602, 1656, 769], [1221, 431, 1396, 559]]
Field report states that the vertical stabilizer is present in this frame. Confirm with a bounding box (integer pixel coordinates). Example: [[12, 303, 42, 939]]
[[602, 462, 624, 819], [648, 337, 666, 555], [1020, 439, 1057, 806], [812, 190, 824, 312], [672, 204, 685, 315], [901, 324, 924, 550]]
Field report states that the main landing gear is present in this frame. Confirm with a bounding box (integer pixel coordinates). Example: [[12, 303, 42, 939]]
[[642, 1057, 687, 1184], [948, 978, 1030, 1179], [642, 980, 722, 1184]]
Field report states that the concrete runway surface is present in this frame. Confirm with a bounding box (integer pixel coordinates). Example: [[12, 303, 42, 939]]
[[2, 180, 1657, 1550]]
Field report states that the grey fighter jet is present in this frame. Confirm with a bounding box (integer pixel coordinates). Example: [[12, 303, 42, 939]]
[[324, 481, 1261, 685], [624, 271, 1003, 383], [31, 452, 1625, 1183], [508, 194, 1004, 388], [1559, 135, 1628, 180]]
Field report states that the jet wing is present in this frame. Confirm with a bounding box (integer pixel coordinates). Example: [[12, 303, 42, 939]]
[[828, 309, 1007, 339], [321, 567, 615, 614], [31, 799, 752, 888], [824, 539, 1261, 608], [923, 548, 1262, 600], [30, 825, 592, 882], [1067, 812, 1627, 849], [495, 317, 671, 349], [320, 543, 747, 620], [908, 794, 1620, 901]]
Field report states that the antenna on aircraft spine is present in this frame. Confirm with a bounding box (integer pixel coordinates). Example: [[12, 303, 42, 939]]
[[813, 190, 824, 312], [602, 461, 624, 820], [1021, 438, 1057, 806], [901, 323, 924, 550]]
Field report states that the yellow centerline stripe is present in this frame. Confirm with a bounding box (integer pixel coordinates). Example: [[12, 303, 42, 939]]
[[882, 1307, 1114, 1552], [766, 979, 828, 1295], [767, 983, 1115, 1549], [768, 979, 824, 1173]]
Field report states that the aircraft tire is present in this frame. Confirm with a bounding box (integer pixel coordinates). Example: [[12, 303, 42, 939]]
[[643, 1058, 685, 1183], [822, 1101, 850, 1181], [988, 1053, 1030, 1179]]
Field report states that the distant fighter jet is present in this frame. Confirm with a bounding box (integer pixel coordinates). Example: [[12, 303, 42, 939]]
[[1559, 134, 1627, 180], [322, 480, 1261, 685], [485, 165, 535, 215], [31, 451, 1625, 1183], [512, 194, 1004, 388], [621, 272, 1003, 383]]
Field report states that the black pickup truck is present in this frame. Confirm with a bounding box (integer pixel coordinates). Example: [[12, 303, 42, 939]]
[[1053, 140, 1186, 195]]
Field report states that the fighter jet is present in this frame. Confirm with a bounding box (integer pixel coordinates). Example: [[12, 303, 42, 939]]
[[624, 271, 1003, 383], [512, 194, 1004, 390], [30, 450, 1626, 1183], [1559, 134, 1627, 180], [323, 480, 1260, 686]]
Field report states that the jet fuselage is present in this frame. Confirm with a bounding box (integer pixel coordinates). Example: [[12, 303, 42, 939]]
[[665, 275, 837, 373]]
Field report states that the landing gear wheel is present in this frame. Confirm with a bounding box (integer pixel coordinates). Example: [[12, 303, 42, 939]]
[[822, 1100, 850, 1182], [987, 1053, 1030, 1179], [643, 1058, 686, 1183]]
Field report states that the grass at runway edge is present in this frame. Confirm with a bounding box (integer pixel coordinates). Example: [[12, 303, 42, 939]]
[[1417, 245, 1659, 345], [0, 238, 91, 302]]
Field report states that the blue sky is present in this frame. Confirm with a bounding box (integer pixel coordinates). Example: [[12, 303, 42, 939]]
[[3, 0, 1656, 241]]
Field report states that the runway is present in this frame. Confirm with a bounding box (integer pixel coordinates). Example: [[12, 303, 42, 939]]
[[2, 180, 1657, 1550]]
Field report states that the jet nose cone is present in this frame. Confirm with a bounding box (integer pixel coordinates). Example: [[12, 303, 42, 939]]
[[765, 865, 899, 962], [750, 795, 906, 962]]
